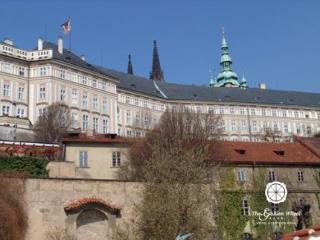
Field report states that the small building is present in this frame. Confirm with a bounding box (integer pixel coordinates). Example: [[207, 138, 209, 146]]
[[48, 133, 130, 179]]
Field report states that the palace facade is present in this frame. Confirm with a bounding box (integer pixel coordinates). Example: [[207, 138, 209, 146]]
[[0, 32, 320, 141]]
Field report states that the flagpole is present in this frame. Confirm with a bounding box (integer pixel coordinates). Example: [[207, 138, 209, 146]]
[[69, 30, 71, 51], [69, 17, 72, 51]]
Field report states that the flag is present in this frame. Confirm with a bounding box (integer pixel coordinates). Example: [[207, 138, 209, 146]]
[[61, 18, 71, 34]]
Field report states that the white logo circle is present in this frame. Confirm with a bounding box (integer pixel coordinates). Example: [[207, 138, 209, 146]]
[[265, 181, 287, 204]]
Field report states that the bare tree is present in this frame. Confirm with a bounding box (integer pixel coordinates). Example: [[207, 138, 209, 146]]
[[119, 108, 221, 240], [34, 103, 71, 143], [260, 127, 282, 142]]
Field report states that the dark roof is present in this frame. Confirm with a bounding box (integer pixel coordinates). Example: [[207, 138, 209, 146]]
[[98, 66, 320, 108], [43, 42, 320, 108], [41, 42, 116, 79]]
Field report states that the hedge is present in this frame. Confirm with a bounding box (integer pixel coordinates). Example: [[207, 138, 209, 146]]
[[0, 155, 49, 177]]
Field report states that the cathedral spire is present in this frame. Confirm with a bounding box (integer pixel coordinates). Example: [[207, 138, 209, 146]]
[[150, 40, 164, 81], [127, 54, 133, 75], [210, 28, 239, 87]]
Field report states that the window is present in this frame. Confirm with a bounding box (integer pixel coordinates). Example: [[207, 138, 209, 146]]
[[231, 120, 237, 131], [92, 96, 98, 109], [250, 108, 256, 116], [59, 69, 65, 79], [268, 170, 276, 182], [102, 98, 108, 113], [294, 111, 299, 118], [3, 83, 10, 96], [82, 94, 88, 108], [18, 66, 25, 76], [126, 110, 131, 125], [241, 120, 247, 131], [282, 110, 287, 117], [60, 86, 66, 101], [112, 151, 121, 167], [102, 119, 108, 133], [82, 114, 88, 130], [126, 96, 130, 104], [39, 85, 46, 99], [39, 67, 47, 76], [134, 98, 139, 106], [252, 121, 257, 132], [219, 107, 224, 114], [241, 199, 250, 216], [208, 107, 214, 114], [101, 81, 106, 91], [93, 117, 98, 132], [2, 105, 10, 115], [272, 109, 277, 117], [237, 170, 246, 182], [270, 203, 279, 214], [3, 63, 11, 73], [71, 89, 78, 104], [230, 107, 235, 115], [17, 86, 24, 100], [71, 112, 78, 128], [284, 123, 289, 133], [16, 108, 24, 118], [79, 151, 88, 168], [240, 108, 245, 115], [297, 171, 304, 182], [92, 79, 97, 88]]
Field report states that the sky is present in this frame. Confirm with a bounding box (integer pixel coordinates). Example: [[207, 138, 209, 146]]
[[1, 0, 320, 93]]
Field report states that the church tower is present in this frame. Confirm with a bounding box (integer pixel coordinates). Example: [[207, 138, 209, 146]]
[[150, 40, 164, 81], [127, 54, 133, 75], [210, 29, 240, 87]]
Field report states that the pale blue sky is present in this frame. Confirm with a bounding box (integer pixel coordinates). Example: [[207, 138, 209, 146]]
[[1, 0, 320, 92]]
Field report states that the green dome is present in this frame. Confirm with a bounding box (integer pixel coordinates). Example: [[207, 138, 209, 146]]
[[217, 70, 238, 81], [220, 54, 232, 63]]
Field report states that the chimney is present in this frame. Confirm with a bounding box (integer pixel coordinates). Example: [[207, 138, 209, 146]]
[[3, 38, 13, 46], [38, 37, 43, 50], [80, 55, 86, 61], [57, 37, 63, 54], [259, 83, 266, 90]]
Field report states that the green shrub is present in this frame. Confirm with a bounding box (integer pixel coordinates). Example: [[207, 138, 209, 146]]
[[0, 155, 49, 177]]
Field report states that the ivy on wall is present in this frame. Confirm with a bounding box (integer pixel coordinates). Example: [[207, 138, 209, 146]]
[[216, 167, 249, 240], [0, 155, 49, 177], [217, 167, 293, 240]]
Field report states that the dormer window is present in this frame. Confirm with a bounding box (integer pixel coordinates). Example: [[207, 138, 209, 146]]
[[274, 150, 285, 156], [235, 149, 246, 155]]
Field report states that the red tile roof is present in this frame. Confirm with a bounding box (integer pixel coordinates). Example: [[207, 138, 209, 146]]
[[210, 140, 320, 165], [295, 136, 320, 159], [64, 197, 121, 213], [281, 225, 320, 239]]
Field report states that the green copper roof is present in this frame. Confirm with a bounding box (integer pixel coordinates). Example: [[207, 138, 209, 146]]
[[210, 29, 240, 88]]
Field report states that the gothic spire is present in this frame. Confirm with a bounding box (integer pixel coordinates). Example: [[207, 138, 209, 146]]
[[150, 40, 164, 81], [127, 54, 133, 75]]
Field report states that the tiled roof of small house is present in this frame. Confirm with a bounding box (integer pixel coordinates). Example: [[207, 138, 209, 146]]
[[62, 133, 128, 144], [210, 139, 320, 166]]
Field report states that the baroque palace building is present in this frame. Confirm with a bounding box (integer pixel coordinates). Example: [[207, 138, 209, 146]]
[[0, 32, 320, 141]]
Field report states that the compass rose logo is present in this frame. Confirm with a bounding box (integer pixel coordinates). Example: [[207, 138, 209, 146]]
[[265, 181, 287, 204]]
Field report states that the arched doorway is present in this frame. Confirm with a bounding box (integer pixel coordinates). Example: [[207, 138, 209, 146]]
[[64, 198, 121, 240], [76, 209, 108, 240]]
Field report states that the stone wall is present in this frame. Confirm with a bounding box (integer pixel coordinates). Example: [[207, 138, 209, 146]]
[[25, 178, 142, 240], [24, 175, 320, 240]]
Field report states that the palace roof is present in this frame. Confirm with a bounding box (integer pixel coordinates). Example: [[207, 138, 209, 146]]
[[43, 41, 320, 108]]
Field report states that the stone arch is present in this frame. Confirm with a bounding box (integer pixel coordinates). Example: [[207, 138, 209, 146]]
[[64, 198, 121, 240]]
